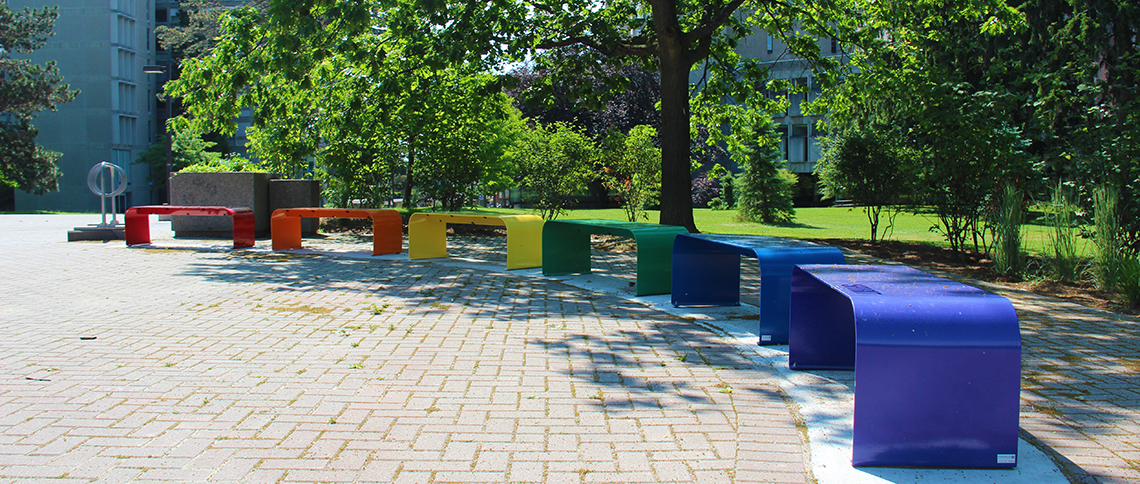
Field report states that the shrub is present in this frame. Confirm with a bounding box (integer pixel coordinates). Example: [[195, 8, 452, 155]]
[[991, 184, 1026, 277], [601, 125, 660, 222], [1119, 257, 1140, 308], [1046, 183, 1083, 284], [1093, 184, 1122, 291], [691, 174, 719, 208]]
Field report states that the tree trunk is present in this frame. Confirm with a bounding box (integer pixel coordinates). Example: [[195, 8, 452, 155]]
[[654, 12, 698, 232], [402, 133, 417, 208]]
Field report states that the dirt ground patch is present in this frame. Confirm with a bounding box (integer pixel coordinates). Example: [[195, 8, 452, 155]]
[[818, 238, 1138, 317]]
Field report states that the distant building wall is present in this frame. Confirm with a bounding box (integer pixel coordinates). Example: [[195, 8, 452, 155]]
[[10, 0, 159, 212]]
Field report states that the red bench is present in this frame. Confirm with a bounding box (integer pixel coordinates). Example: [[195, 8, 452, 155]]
[[125, 205, 255, 249]]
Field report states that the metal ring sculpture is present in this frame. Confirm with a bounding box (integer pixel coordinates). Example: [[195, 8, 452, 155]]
[[87, 162, 127, 227]]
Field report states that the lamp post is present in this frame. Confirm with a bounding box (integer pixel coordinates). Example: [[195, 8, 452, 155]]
[[143, 64, 173, 204]]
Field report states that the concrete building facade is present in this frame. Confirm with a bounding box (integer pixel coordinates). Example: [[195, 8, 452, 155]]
[[9, 0, 161, 212]]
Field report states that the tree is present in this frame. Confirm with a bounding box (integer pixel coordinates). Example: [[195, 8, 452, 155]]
[[195, 1, 845, 232], [166, 5, 522, 209], [816, 123, 914, 241], [156, 0, 270, 61], [813, 0, 1031, 252], [602, 125, 661, 221], [509, 64, 660, 140], [735, 117, 796, 224], [0, 4, 77, 194], [512, 122, 597, 220], [516, 1, 844, 232]]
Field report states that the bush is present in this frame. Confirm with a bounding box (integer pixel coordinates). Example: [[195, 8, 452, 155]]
[[180, 154, 268, 173], [991, 184, 1026, 277], [691, 174, 719, 207], [512, 122, 597, 220], [1120, 258, 1140, 308], [601, 125, 661, 222]]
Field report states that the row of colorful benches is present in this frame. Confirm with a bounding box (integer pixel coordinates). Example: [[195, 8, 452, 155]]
[[123, 205, 1020, 469]]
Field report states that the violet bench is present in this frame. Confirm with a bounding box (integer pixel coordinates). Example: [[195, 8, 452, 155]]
[[790, 264, 1021, 468]]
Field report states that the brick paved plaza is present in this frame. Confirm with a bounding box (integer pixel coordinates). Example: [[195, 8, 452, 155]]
[[1, 214, 1139, 483]]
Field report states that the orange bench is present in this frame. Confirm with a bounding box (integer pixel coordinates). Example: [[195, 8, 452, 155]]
[[126, 205, 255, 248], [271, 208, 402, 256]]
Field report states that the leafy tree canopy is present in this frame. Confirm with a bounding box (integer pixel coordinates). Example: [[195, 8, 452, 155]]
[[0, 4, 77, 194], [166, 0, 854, 231]]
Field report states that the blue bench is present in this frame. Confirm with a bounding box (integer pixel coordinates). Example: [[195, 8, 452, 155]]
[[670, 234, 846, 344], [790, 264, 1021, 468]]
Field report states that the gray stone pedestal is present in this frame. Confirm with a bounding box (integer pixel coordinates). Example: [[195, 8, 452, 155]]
[[170, 172, 279, 237], [269, 179, 322, 235]]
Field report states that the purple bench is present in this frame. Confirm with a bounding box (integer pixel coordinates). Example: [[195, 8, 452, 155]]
[[790, 264, 1021, 468]]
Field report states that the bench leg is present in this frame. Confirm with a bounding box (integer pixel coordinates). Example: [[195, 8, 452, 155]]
[[671, 237, 741, 306], [231, 212, 256, 249], [541, 224, 591, 275], [371, 213, 403, 256], [124, 209, 151, 246], [408, 217, 447, 260], [271, 213, 303, 251]]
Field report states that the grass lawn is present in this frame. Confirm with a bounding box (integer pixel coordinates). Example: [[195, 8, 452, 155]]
[[446, 205, 1094, 259]]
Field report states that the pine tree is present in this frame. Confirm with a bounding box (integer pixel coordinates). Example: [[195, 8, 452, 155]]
[[0, 4, 77, 194], [735, 118, 796, 224]]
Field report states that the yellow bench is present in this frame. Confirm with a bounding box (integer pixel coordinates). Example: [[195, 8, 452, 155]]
[[408, 213, 543, 269]]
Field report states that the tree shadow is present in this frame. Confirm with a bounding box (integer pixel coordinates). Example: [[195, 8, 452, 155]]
[[172, 250, 785, 410]]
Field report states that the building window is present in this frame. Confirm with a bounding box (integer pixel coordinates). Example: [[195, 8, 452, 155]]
[[117, 49, 137, 81], [792, 125, 809, 163], [118, 116, 138, 146], [767, 35, 774, 54], [117, 16, 136, 49], [831, 36, 838, 54], [117, 82, 137, 113], [156, 8, 167, 23], [113, 149, 132, 181]]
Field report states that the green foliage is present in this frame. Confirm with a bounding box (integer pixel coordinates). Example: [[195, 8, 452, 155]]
[[992, 184, 1026, 277], [155, 0, 268, 61], [817, 124, 915, 241], [136, 129, 255, 190], [815, 0, 1032, 253], [512, 123, 597, 220], [179, 155, 266, 174], [165, 4, 523, 211], [412, 90, 525, 211], [0, 4, 78, 194], [735, 118, 796, 224], [601, 125, 660, 222], [706, 164, 735, 211], [1119, 258, 1140, 309], [1093, 185, 1122, 291], [1047, 183, 1083, 284]]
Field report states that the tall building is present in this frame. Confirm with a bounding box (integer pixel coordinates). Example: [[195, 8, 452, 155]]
[[8, 0, 161, 212]]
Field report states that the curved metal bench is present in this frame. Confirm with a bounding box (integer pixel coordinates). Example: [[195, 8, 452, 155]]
[[408, 213, 543, 270], [541, 219, 688, 296], [271, 208, 402, 256], [790, 264, 1021, 468], [125, 205, 255, 249], [671, 233, 846, 344]]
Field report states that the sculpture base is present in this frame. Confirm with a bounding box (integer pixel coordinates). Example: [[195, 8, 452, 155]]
[[67, 225, 125, 242]]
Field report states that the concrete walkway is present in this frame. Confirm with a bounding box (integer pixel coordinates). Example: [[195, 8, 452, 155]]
[[0, 214, 1134, 483]]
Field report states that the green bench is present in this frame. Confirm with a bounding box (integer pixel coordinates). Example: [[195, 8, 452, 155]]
[[542, 219, 688, 296]]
